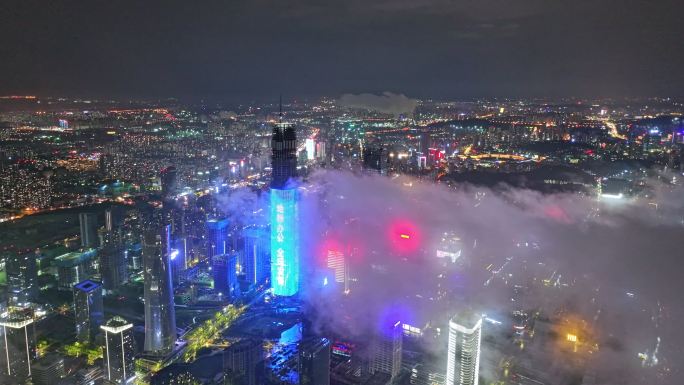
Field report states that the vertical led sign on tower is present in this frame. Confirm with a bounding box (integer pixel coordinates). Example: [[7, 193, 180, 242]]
[[271, 188, 298, 296]]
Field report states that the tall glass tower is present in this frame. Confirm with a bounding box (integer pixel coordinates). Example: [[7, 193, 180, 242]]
[[73, 279, 104, 343], [101, 316, 136, 385], [270, 119, 299, 297], [0, 314, 36, 380], [243, 226, 270, 286], [446, 312, 482, 385], [142, 227, 177, 355]]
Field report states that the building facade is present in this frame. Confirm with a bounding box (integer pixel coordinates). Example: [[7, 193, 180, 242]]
[[73, 279, 104, 343], [142, 227, 177, 355], [446, 313, 482, 385]]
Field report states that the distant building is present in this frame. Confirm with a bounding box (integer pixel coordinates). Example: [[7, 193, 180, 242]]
[[213, 253, 240, 299], [0, 314, 36, 381], [142, 228, 177, 356], [363, 146, 388, 175], [369, 321, 403, 382], [299, 337, 331, 385], [446, 312, 482, 385], [79, 212, 99, 248], [73, 279, 104, 343], [101, 317, 136, 385], [160, 166, 178, 198], [31, 353, 65, 385], [5, 252, 38, 306], [243, 226, 270, 286]]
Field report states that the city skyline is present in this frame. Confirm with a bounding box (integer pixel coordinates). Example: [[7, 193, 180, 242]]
[[0, 1, 682, 383]]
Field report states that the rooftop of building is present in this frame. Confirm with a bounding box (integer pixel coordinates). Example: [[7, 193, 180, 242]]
[[73, 279, 101, 293], [54, 248, 97, 267]]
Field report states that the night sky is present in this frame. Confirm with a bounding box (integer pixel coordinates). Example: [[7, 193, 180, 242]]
[[1, 0, 682, 99]]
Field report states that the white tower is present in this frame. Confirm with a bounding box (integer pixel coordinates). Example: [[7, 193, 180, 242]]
[[446, 312, 482, 385]]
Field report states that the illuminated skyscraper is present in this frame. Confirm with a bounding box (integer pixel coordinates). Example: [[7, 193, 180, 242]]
[[369, 321, 403, 382], [212, 253, 240, 300], [6, 252, 38, 306], [100, 214, 127, 292], [305, 138, 315, 160], [79, 212, 99, 248], [271, 120, 298, 190], [446, 313, 482, 385], [142, 227, 177, 355], [206, 218, 229, 259], [243, 226, 270, 286], [270, 119, 299, 297], [101, 317, 136, 385], [0, 314, 36, 381], [73, 279, 104, 343], [326, 249, 349, 293]]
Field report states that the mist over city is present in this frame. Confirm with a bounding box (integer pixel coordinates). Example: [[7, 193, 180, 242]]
[[1, 1, 684, 385]]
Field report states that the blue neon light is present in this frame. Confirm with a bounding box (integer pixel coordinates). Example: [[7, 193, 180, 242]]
[[270, 188, 299, 296]]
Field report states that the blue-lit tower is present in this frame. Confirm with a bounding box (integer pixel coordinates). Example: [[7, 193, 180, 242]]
[[212, 253, 240, 300], [206, 218, 230, 259], [243, 226, 270, 286], [270, 114, 299, 297], [73, 279, 104, 343]]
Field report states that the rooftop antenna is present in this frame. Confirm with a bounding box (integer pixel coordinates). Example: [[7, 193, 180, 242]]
[[279, 94, 283, 124]]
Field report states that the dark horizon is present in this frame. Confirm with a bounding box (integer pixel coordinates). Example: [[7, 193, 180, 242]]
[[1, 0, 683, 100]]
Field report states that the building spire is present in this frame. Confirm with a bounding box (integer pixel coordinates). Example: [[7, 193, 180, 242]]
[[279, 94, 283, 124]]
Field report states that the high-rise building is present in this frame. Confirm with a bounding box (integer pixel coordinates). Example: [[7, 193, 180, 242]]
[[242, 226, 270, 286], [101, 317, 136, 385], [369, 321, 403, 382], [79, 212, 99, 248], [305, 138, 316, 161], [0, 314, 36, 380], [54, 249, 98, 290], [362, 146, 388, 175], [160, 166, 178, 198], [271, 121, 298, 190], [5, 252, 38, 306], [142, 228, 177, 355], [270, 120, 299, 297], [100, 215, 127, 293], [100, 244, 127, 292], [446, 313, 482, 385], [206, 218, 230, 259], [31, 353, 65, 385], [212, 253, 240, 299], [299, 337, 331, 385], [73, 279, 104, 343], [326, 249, 348, 292], [223, 339, 263, 385]]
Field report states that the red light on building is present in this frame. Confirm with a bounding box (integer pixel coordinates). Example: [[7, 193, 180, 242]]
[[388, 219, 421, 255]]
